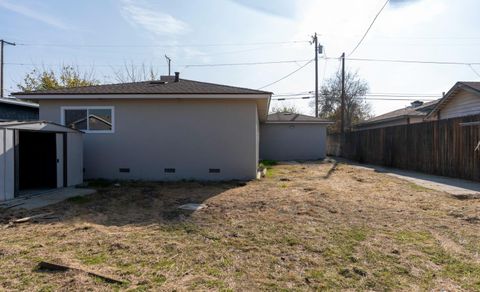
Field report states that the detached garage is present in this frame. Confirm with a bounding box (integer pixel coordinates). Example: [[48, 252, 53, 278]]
[[0, 121, 83, 202], [260, 112, 333, 161]]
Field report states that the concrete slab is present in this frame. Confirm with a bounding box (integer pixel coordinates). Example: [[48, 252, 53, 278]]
[[0, 187, 96, 210], [178, 203, 207, 211], [342, 160, 480, 196]]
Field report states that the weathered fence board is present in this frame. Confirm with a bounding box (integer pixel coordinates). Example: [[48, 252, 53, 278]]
[[327, 114, 480, 181]]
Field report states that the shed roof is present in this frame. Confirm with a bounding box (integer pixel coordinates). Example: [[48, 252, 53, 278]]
[[13, 76, 271, 96], [0, 98, 39, 108], [0, 121, 81, 133], [266, 112, 333, 124], [426, 81, 480, 119]]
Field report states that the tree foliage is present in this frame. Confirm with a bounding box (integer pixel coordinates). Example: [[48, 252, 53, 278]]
[[315, 69, 372, 132], [17, 65, 98, 92]]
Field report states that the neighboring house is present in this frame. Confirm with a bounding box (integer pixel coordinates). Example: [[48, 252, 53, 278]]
[[0, 98, 39, 121], [354, 100, 439, 131], [260, 112, 332, 161], [426, 81, 480, 120], [14, 73, 272, 181]]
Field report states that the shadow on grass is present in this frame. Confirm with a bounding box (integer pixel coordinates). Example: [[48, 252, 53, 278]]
[[323, 162, 338, 179], [23, 180, 245, 227]]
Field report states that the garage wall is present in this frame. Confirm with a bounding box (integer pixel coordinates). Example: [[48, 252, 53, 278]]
[[260, 123, 327, 161], [0, 129, 15, 201], [40, 99, 258, 181]]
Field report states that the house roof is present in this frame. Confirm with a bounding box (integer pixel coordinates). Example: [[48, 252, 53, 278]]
[[356, 99, 439, 127], [426, 81, 480, 119], [0, 98, 39, 108], [266, 112, 333, 124], [13, 76, 272, 96]]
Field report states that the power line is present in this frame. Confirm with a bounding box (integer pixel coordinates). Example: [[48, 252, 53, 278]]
[[15, 40, 309, 48], [348, 0, 390, 56], [5, 59, 313, 68], [257, 59, 314, 90], [271, 96, 437, 101], [7, 56, 480, 68], [185, 59, 312, 68], [341, 57, 480, 66], [469, 64, 480, 78], [5, 62, 168, 68], [274, 91, 440, 97]]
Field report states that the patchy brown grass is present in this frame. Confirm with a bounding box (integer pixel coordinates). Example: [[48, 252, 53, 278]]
[[1, 161, 480, 291]]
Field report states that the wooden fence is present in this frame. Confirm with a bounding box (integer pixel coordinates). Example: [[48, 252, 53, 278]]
[[327, 114, 480, 181]]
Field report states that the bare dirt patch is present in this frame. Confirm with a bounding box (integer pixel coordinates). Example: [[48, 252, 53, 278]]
[[1, 161, 480, 291]]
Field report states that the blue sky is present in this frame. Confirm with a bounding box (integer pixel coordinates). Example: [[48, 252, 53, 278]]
[[1, 0, 480, 115]]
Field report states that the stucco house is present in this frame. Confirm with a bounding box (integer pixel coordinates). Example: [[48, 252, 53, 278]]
[[426, 81, 480, 120], [14, 73, 273, 182]]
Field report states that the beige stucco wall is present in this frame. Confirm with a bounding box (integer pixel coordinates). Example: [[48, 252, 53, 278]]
[[259, 123, 327, 161], [39, 98, 259, 181]]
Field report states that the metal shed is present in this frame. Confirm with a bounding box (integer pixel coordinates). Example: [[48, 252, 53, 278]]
[[0, 121, 83, 202]]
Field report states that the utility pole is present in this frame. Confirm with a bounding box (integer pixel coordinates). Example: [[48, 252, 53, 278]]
[[340, 52, 346, 134], [311, 33, 319, 117], [165, 55, 171, 76], [1, 39, 16, 98]]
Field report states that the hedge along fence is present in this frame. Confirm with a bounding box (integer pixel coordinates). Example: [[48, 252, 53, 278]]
[[327, 114, 480, 182]]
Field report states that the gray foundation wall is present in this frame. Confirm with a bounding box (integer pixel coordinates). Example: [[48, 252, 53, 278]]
[[260, 123, 327, 161], [39, 99, 259, 181]]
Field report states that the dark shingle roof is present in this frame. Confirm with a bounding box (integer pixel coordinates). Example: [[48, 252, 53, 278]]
[[266, 112, 332, 123], [359, 100, 439, 125], [14, 76, 271, 96]]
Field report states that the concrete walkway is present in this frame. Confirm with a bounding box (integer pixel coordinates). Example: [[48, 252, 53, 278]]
[[344, 160, 480, 196], [0, 187, 96, 210]]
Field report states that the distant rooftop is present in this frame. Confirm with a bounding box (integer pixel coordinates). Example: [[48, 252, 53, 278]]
[[266, 112, 333, 124], [358, 99, 439, 126]]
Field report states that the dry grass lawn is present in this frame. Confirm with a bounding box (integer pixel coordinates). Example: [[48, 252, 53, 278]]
[[1, 161, 480, 291]]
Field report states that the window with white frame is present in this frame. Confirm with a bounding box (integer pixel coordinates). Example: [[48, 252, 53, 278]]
[[62, 106, 114, 133]]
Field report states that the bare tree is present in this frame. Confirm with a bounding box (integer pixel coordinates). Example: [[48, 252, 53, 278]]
[[270, 105, 300, 114], [313, 69, 372, 132], [113, 62, 163, 83]]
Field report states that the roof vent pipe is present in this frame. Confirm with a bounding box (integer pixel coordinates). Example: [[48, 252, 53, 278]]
[[174, 72, 180, 82]]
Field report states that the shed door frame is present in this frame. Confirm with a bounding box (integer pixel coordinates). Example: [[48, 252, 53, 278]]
[[13, 130, 68, 197]]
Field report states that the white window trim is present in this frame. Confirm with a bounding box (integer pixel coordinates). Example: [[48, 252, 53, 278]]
[[61, 106, 115, 134]]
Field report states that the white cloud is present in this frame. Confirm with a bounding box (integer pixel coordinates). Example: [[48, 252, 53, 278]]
[[120, 0, 188, 36], [0, 0, 68, 29]]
